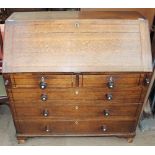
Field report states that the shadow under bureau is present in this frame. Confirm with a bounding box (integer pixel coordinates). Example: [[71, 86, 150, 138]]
[[2, 11, 153, 143]]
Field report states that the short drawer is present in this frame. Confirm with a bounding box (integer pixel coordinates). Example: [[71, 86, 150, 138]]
[[10, 87, 142, 103], [17, 119, 136, 135], [15, 104, 139, 118], [82, 74, 142, 88], [10, 74, 75, 88]]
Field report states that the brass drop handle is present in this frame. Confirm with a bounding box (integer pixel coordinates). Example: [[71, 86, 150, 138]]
[[106, 94, 113, 101], [101, 125, 107, 132], [45, 125, 50, 132], [43, 109, 49, 117], [103, 109, 110, 116], [144, 78, 150, 85], [107, 77, 114, 89], [40, 77, 47, 89], [41, 94, 48, 101]]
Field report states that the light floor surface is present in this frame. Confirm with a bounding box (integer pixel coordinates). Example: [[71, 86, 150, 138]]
[[0, 105, 155, 146]]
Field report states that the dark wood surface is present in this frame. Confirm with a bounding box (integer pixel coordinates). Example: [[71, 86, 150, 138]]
[[16, 119, 136, 135], [3, 72, 151, 143], [15, 104, 139, 118], [9, 87, 142, 102]]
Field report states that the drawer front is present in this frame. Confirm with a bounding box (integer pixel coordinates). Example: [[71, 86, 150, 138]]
[[17, 120, 135, 135], [10, 74, 75, 88], [15, 104, 139, 118], [82, 74, 142, 88], [10, 88, 142, 103]]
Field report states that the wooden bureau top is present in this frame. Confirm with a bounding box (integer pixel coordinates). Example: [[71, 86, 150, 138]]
[[2, 11, 152, 73], [6, 11, 143, 21]]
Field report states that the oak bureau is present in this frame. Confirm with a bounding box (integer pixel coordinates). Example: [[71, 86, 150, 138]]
[[2, 11, 153, 143]]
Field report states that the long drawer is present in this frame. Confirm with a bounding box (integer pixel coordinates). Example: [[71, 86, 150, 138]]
[[9, 87, 142, 103], [15, 104, 139, 118], [16, 119, 136, 135]]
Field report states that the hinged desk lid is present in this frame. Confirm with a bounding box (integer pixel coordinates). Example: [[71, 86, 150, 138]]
[[2, 11, 153, 73]]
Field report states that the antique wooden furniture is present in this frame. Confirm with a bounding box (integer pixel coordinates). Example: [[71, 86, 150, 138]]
[[2, 11, 153, 144]]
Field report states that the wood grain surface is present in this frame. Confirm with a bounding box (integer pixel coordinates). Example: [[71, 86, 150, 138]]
[[16, 119, 136, 135], [2, 11, 152, 73], [15, 104, 139, 119]]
